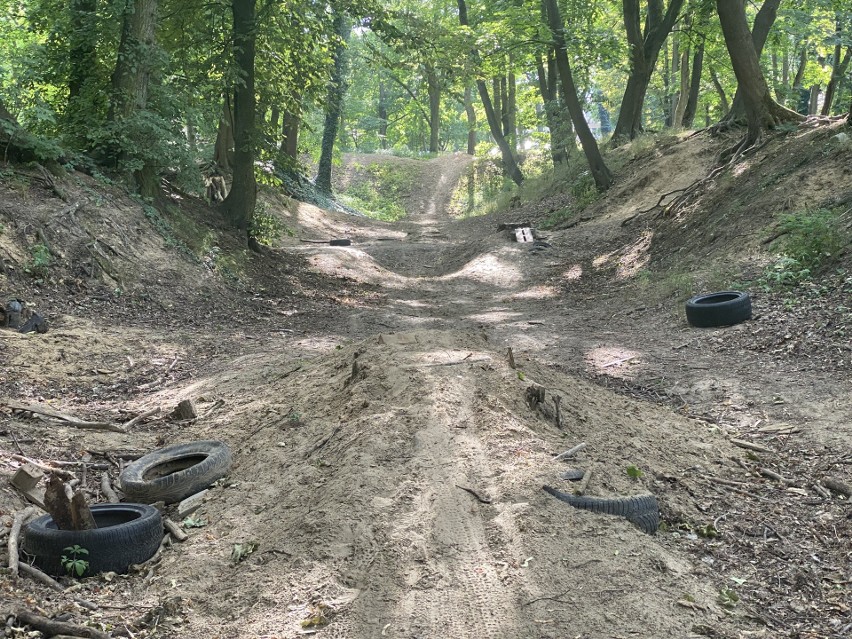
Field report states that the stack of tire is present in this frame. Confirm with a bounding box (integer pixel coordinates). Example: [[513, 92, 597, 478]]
[[22, 441, 230, 576]]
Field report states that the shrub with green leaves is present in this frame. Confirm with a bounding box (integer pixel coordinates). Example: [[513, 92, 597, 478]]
[[61, 545, 90, 578], [766, 208, 846, 284]]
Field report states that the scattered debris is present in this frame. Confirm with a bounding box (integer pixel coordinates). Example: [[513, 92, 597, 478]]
[[553, 442, 587, 462]]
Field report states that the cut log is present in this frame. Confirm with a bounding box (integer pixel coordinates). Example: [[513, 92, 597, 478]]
[[70, 492, 96, 530], [44, 476, 75, 531], [11, 464, 43, 492], [172, 399, 197, 420]]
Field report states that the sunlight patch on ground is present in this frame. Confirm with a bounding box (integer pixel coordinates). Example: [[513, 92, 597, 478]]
[[306, 249, 406, 287], [465, 309, 524, 324], [592, 231, 653, 280], [584, 346, 644, 379], [506, 285, 559, 300], [562, 264, 583, 281], [392, 299, 437, 309], [404, 349, 493, 369], [443, 252, 523, 288]]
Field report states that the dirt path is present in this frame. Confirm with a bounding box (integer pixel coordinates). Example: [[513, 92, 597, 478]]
[[2, 146, 849, 639]]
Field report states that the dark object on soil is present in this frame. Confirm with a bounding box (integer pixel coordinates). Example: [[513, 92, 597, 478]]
[[172, 399, 198, 420], [542, 485, 659, 534], [685, 291, 752, 328], [18, 312, 48, 334], [4, 299, 23, 328], [22, 504, 163, 576], [119, 440, 231, 504], [329, 238, 352, 246], [560, 469, 586, 481]]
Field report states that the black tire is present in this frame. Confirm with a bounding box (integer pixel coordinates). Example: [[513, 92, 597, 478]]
[[685, 291, 752, 328], [542, 486, 659, 534], [119, 440, 231, 504], [21, 504, 162, 576]]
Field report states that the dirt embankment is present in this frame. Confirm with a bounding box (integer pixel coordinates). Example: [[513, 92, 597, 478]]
[[1, 127, 850, 639]]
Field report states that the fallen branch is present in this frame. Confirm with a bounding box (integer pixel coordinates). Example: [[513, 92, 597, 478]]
[[601, 355, 638, 369], [4, 401, 125, 433], [100, 472, 119, 503], [122, 407, 160, 430], [553, 443, 586, 462], [823, 477, 852, 497], [574, 469, 592, 496], [8, 609, 110, 639], [759, 468, 797, 485], [812, 483, 832, 499], [455, 484, 492, 504], [730, 438, 773, 454], [8, 507, 38, 577], [163, 518, 188, 542]]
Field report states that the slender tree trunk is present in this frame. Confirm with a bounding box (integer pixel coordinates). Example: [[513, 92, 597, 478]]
[[822, 43, 852, 115], [808, 85, 820, 115], [544, 0, 611, 190], [682, 40, 705, 127], [611, 0, 686, 143], [716, 0, 803, 145], [464, 86, 477, 155], [673, 37, 691, 127], [316, 12, 350, 193], [426, 63, 441, 154], [668, 29, 680, 126], [507, 68, 517, 150], [213, 95, 235, 173], [221, 0, 257, 234], [492, 77, 503, 129], [792, 44, 808, 114], [457, 0, 523, 186], [709, 66, 730, 115], [378, 81, 389, 149], [780, 48, 790, 105]]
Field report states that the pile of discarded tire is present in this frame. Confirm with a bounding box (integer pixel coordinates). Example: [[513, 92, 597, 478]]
[[22, 441, 231, 576], [1, 298, 48, 333]]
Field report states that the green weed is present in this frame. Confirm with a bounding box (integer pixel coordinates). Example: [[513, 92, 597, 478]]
[[25, 243, 52, 277], [61, 545, 90, 578], [762, 208, 846, 287]]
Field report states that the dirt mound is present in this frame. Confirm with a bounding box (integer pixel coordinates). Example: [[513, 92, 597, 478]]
[[143, 329, 745, 638]]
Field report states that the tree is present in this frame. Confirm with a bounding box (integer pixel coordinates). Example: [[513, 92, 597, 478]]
[[221, 0, 257, 233], [611, 0, 686, 143], [108, 0, 159, 196], [716, 0, 803, 147], [316, 11, 351, 193], [457, 0, 524, 186], [543, 0, 612, 190]]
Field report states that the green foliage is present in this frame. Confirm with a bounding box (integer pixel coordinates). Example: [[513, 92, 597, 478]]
[[763, 208, 847, 286], [25, 243, 52, 277], [182, 516, 207, 528], [338, 161, 419, 221], [249, 203, 287, 245], [231, 541, 258, 563], [717, 587, 740, 609], [61, 545, 90, 578]]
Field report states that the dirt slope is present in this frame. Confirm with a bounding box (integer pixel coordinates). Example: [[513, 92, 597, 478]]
[[1, 129, 850, 639]]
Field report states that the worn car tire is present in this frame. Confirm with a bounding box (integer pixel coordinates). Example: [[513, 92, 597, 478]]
[[21, 504, 162, 576], [685, 291, 752, 328], [542, 486, 659, 534], [120, 440, 231, 504]]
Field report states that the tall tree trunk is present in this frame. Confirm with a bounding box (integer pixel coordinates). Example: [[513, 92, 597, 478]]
[[808, 85, 820, 115], [378, 80, 389, 149], [221, 0, 257, 234], [780, 49, 790, 105], [668, 29, 680, 126], [716, 0, 803, 145], [316, 12, 350, 193], [722, 0, 782, 123], [213, 95, 235, 174], [426, 63, 441, 154], [682, 40, 705, 127], [507, 68, 517, 150], [544, 0, 612, 190], [536, 52, 567, 166], [792, 44, 808, 114], [457, 0, 524, 186], [108, 0, 158, 197], [492, 77, 503, 129], [464, 86, 477, 155], [673, 36, 691, 127], [822, 37, 852, 116], [611, 0, 686, 143], [67, 0, 98, 133]]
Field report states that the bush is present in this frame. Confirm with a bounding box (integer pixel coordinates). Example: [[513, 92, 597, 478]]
[[765, 208, 847, 285]]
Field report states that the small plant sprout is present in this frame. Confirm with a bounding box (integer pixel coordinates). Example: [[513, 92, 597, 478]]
[[61, 545, 90, 577], [626, 465, 643, 479]]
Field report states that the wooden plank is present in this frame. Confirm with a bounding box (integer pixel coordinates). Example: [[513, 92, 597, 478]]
[[515, 227, 535, 243]]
